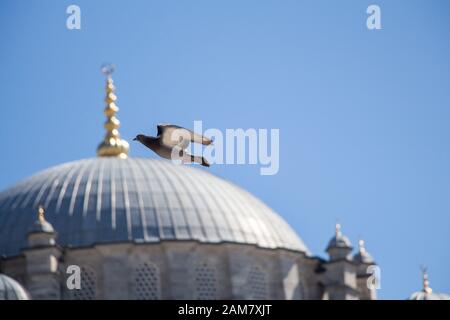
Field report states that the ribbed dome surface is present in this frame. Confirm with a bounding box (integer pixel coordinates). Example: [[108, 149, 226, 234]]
[[0, 158, 308, 256], [0, 274, 30, 300]]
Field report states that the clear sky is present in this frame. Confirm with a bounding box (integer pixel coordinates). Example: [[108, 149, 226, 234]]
[[1, 0, 449, 299]]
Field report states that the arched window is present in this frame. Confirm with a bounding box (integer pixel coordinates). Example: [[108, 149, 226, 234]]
[[247, 266, 268, 299], [194, 262, 218, 300], [72, 265, 97, 300], [133, 262, 161, 300]]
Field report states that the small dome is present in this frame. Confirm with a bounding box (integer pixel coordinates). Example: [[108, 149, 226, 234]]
[[408, 268, 450, 300], [326, 223, 352, 250], [409, 291, 450, 300], [0, 274, 30, 300], [353, 239, 374, 264], [30, 219, 55, 233], [0, 157, 309, 256]]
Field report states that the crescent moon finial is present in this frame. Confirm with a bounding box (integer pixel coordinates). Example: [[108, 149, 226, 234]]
[[101, 63, 115, 78]]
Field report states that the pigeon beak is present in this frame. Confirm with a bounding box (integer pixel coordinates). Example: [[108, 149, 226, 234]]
[[133, 137, 137, 141]]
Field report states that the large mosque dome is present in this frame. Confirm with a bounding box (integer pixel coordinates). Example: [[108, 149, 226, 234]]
[[0, 157, 308, 257], [0, 67, 384, 300]]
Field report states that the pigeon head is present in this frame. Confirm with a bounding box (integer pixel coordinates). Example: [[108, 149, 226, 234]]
[[133, 134, 145, 142]]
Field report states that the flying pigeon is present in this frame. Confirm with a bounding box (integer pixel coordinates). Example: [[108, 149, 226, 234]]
[[133, 124, 212, 167]]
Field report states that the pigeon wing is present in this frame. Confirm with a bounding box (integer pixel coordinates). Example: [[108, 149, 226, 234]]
[[158, 124, 191, 148], [188, 129, 213, 146], [168, 125, 212, 145]]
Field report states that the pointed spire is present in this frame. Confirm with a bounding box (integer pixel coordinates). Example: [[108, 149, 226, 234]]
[[335, 222, 342, 237], [354, 238, 374, 264], [30, 205, 54, 234], [421, 266, 433, 294], [38, 205, 46, 223], [97, 64, 129, 159], [358, 239, 366, 255]]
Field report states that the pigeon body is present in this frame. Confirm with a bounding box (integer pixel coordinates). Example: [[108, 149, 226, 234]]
[[134, 124, 212, 167]]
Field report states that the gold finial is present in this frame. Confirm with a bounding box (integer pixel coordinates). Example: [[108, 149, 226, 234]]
[[421, 266, 433, 294], [97, 64, 129, 159], [38, 205, 46, 223]]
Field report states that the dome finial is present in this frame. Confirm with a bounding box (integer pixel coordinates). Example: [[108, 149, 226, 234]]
[[38, 205, 46, 223], [353, 237, 374, 264], [421, 265, 433, 294], [31, 204, 55, 234], [335, 222, 342, 237], [358, 239, 366, 254], [97, 64, 129, 159], [101, 63, 115, 78]]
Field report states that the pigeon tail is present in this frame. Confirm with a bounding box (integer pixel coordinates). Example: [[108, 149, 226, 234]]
[[203, 138, 214, 146], [183, 154, 210, 167]]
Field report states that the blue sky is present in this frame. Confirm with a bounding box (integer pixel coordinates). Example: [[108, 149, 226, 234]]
[[0, 0, 449, 299]]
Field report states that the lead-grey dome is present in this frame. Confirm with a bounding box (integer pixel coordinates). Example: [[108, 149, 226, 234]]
[[326, 223, 352, 251], [0, 274, 30, 300], [0, 157, 308, 256], [408, 291, 450, 300]]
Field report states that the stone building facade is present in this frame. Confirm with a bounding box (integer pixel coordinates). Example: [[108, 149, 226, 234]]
[[0, 157, 378, 300]]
